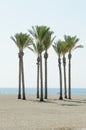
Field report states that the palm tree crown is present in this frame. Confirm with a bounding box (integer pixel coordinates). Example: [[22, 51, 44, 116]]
[[64, 35, 83, 51], [29, 26, 50, 53], [11, 32, 32, 51]]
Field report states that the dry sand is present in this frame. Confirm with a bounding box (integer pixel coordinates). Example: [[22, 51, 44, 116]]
[[0, 94, 86, 130]]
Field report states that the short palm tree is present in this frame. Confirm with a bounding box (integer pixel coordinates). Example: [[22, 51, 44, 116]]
[[29, 26, 49, 101], [53, 40, 63, 100], [60, 41, 68, 98], [11, 32, 32, 100], [64, 35, 84, 99], [43, 30, 55, 99]]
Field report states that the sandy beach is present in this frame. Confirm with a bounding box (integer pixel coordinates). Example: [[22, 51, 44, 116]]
[[0, 94, 86, 130]]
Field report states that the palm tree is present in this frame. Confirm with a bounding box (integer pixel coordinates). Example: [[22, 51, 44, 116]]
[[29, 26, 49, 101], [60, 41, 68, 98], [53, 40, 63, 100], [28, 42, 40, 98], [11, 32, 32, 100], [64, 35, 84, 99], [43, 30, 55, 99]]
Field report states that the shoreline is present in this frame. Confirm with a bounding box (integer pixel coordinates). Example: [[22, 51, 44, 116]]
[[0, 94, 86, 130]]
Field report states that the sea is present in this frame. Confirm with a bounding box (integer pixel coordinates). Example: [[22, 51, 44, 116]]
[[0, 88, 86, 94]]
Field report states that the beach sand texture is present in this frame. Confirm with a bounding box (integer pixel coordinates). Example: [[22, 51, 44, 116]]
[[0, 94, 86, 130]]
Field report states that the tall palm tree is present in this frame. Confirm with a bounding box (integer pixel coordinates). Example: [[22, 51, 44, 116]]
[[28, 42, 40, 98], [53, 40, 63, 100], [29, 26, 49, 101], [43, 30, 55, 99], [60, 42, 68, 98], [64, 35, 83, 99], [11, 32, 32, 100]]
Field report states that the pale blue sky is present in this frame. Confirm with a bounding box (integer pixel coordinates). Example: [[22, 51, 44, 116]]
[[0, 0, 85, 88]]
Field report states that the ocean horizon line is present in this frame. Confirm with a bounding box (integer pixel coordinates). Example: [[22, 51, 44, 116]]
[[0, 88, 86, 94], [0, 87, 86, 89]]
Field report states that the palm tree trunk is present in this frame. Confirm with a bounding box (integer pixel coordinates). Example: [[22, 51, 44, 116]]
[[21, 52, 26, 100], [68, 52, 72, 99], [63, 56, 67, 98], [37, 57, 40, 98], [18, 52, 21, 99], [40, 53, 43, 101], [44, 56, 48, 99], [58, 57, 63, 100]]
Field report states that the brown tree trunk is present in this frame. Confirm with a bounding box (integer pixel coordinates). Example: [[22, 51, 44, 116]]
[[63, 56, 67, 98], [58, 57, 63, 100], [44, 51, 48, 99], [21, 52, 26, 100], [37, 56, 40, 98], [40, 53, 43, 101], [68, 52, 72, 99], [18, 52, 22, 99]]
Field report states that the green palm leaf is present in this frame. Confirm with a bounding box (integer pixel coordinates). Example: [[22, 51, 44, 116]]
[[74, 45, 84, 50]]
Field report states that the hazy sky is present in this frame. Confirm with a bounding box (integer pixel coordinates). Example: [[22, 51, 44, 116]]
[[0, 0, 86, 88]]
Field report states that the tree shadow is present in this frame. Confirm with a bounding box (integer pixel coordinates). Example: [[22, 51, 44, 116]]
[[52, 128, 76, 130], [63, 99, 86, 104], [26, 96, 86, 107], [60, 104, 80, 106], [31, 99, 57, 104]]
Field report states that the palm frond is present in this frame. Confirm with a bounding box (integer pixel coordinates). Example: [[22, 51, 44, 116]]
[[52, 40, 62, 56], [74, 45, 84, 50], [11, 34, 21, 50], [60, 41, 68, 55], [11, 36, 16, 44], [43, 29, 55, 50], [28, 46, 34, 52], [29, 26, 38, 39]]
